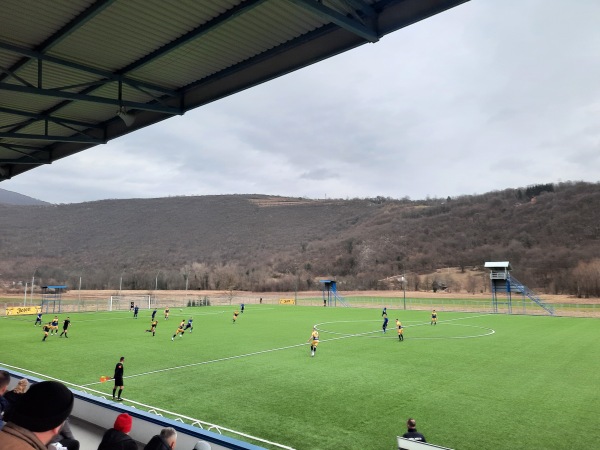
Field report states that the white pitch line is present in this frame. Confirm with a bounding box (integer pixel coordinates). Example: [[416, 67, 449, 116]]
[[81, 313, 496, 386], [80, 329, 380, 387]]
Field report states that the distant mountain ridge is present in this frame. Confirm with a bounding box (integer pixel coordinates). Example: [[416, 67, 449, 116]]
[[0, 183, 599, 297], [0, 187, 49, 206]]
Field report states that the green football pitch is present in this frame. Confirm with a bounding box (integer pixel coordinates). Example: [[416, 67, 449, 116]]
[[1, 306, 599, 450]]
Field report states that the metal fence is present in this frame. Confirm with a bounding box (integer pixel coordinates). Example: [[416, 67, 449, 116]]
[[1, 292, 598, 318]]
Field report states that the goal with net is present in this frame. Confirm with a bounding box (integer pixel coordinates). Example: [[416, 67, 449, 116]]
[[109, 295, 154, 311]]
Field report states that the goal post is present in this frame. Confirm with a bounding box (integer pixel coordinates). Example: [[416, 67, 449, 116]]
[[109, 295, 153, 311]]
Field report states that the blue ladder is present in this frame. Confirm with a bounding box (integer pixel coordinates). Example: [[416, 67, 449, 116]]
[[509, 275, 555, 315]]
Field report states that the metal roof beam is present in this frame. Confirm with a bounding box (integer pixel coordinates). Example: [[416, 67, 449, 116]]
[[119, 0, 269, 74], [0, 40, 177, 97], [344, 0, 378, 17], [0, 106, 103, 129], [0, 132, 104, 144], [0, 0, 116, 84], [0, 158, 50, 165], [0, 143, 45, 151], [287, 0, 379, 42], [0, 145, 51, 163], [0, 83, 181, 115]]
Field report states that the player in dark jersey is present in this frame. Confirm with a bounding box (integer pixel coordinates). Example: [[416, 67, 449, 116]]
[[34, 312, 42, 326], [382, 313, 389, 333], [151, 308, 157, 320], [183, 318, 193, 333], [59, 317, 71, 338], [133, 305, 139, 319], [146, 319, 158, 336], [382, 307, 387, 317], [112, 356, 125, 401]]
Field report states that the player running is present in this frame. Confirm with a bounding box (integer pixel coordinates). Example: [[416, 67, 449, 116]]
[[42, 322, 51, 341], [431, 310, 437, 325], [232, 311, 239, 324], [183, 318, 193, 333], [164, 307, 170, 320], [34, 312, 42, 326], [308, 325, 319, 357], [382, 313, 389, 333], [145, 319, 158, 336], [172, 320, 185, 341], [59, 317, 71, 338], [396, 319, 404, 341], [50, 316, 59, 335]]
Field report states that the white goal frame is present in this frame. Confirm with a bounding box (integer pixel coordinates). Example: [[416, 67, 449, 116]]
[[109, 295, 154, 311]]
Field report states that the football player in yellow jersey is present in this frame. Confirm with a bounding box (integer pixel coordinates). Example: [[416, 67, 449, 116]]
[[50, 316, 59, 335], [172, 320, 185, 341], [232, 311, 239, 324], [164, 307, 170, 320], [146, 319, 158, 336], [42, 322, 51, 341], [431, 310, 437, 325], [307, 325, 319, 357], [396, 320, 404, 341]]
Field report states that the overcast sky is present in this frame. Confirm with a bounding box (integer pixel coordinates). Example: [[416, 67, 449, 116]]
[[4, 0, 600, 204]]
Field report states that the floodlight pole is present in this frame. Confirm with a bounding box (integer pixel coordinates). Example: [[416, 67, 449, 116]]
[[31, 268, 38, 306], [119, 269, 126, 295], [155, 270, 161, 291], [24, 282, 28, 306], [78, 276, 82, 304], [401, 276, 406, 310]]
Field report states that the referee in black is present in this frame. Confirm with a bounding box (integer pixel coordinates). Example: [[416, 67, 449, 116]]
[[112, 356, 125, 401], [59, 317, 71, 338]]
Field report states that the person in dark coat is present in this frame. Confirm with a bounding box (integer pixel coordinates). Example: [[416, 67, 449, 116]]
[[97, 413, 137, 450], [144, 427, 177, 450], [402, 418, 426, 442]]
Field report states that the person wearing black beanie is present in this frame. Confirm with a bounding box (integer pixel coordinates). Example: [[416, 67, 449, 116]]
[[0, 380, 74, 450]]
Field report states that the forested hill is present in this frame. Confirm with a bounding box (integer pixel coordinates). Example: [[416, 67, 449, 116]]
[[0, 182, 599, 296], [0, 187, 48, 206]]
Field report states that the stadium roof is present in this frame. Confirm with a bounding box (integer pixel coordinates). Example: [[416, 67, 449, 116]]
[[0, 0, 468, 182]]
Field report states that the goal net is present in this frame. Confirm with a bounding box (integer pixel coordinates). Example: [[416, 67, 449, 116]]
[[109, 295, 154, 311]]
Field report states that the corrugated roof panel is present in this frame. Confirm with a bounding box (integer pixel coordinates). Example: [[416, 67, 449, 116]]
[[0, 91, 61, 115], [0, 50, 25, 72], [1, 0, 95, 48], [50, 0, 243, 72], [58, 98, 122, 123], [130, 1, 328, 88]]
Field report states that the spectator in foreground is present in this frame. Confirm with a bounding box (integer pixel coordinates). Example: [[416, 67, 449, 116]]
[[144, 427, 177, 449], [193, 441, 211, 449], [3, 378, 29, 410], [0, 370, 10, 419], [97, 413, 137, 450], [0, 380, 74, 449], [48, 418, 80, 450], [402, 418, 426, 442]]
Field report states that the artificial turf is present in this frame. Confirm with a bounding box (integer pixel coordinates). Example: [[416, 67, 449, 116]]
[[1, 305, 598, 450]]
